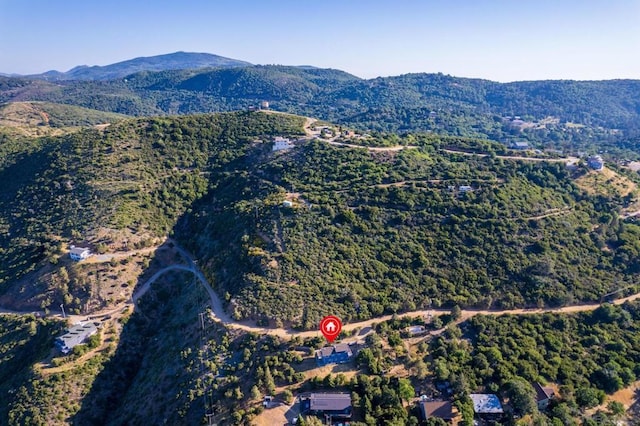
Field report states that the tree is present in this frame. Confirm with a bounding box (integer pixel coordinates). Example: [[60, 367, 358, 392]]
[[398, 378, 415, 404], [451, 305, 462, 320], [250, 385, 261, 400], [263, 364, 276, 395], [575, 387, 605, 408], [505, 379, 538, 416], [607, 401, 625, 416]]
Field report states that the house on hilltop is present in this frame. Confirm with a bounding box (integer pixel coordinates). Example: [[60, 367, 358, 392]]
[[301, 393, 352, 420], [69, 246, 90, 261], [509, 141, 530, 150], [272, 136, 294, 151], [55, 322, 98, 354], [315, 343, 353, 366]]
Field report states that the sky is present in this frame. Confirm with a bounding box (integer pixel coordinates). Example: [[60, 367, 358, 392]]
[[0, 0, 638, 82]]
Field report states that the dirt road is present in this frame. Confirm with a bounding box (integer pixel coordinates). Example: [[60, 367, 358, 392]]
[[3, 240, 640, 340]]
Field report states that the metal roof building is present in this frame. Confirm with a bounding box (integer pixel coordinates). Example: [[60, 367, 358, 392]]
[[55, 322, 98, 354]]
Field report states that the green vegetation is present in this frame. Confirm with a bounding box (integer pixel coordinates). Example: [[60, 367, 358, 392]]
[[3, 68, 640, 156], [0, 314, 64, 422], [181, 135, 640, 325], [428, 301, 640, 423], [0, 111, 304, 309]]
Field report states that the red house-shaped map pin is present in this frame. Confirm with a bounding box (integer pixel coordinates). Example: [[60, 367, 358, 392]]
[[320, 315, 342, 343]]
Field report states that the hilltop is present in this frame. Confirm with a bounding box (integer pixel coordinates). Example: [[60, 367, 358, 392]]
[[1, 62, 639, 156], [21, 51, 251, 81], [1, 111, 639, 322]]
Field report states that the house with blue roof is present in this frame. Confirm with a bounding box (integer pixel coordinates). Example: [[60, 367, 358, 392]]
[[315, 343, 353, 366]]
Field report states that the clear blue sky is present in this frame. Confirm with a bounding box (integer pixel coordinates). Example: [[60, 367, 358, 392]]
[[1, 0, 638, 81]]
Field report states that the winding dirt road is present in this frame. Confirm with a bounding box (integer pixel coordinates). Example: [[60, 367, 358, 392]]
[[2, 241, 640, 340]]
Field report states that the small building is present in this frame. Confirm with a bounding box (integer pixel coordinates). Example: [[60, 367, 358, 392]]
[[407, 325, 427, 336], [55, 322, 98, 354], [69, 246, 90, 261], [315, 343, 353, 366], [459, 185, 473, 193], [272, 136, 294, 151], [509, 141, 530, 150], [282, 200, 293, 208], [263, 395, 274, 408], [470, 394, 503, 420], [587, 155, 604, 170], [301, 393, 352, 420], [533, 382, 555, 410], [260, 101, 270, 109], [419, 400, 455, 422]]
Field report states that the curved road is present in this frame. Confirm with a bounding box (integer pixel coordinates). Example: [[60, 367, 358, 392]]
[[2, 242, 640, 340]]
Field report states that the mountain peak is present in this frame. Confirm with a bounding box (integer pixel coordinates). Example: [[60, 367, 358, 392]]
[[27, 52, 252, 81]]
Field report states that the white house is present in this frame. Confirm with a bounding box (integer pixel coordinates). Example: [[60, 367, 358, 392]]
[[69, 246, 91, 261], [272, 137, 294, 151], [55, 322, 98, 354]]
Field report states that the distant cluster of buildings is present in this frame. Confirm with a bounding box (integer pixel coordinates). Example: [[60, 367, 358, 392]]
[[247, 101, 270, 111]]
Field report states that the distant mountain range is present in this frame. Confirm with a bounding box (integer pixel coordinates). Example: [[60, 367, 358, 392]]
[[14, 52, 252, 81]]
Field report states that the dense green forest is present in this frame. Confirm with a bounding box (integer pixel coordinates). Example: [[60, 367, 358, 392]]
[[2, 66, 640, 154], [179, 136, 640, 326], [2, 110, 639, 321]]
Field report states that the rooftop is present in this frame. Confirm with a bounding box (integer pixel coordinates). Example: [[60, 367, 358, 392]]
[[470, 394, 503, 414], [421, 400, 455, 419], [69, 246, 90, 256], [56, 322, 98, 352], [316, 343, 352, 358], [533, 382, 555, 402], [309, 393, 352, 412]]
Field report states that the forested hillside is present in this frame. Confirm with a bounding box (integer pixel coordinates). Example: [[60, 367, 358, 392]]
[[2, 111, 639, 322], [2, 106, 640, 424], [0, 111, 304, 311], [178, 135, 640, 326], [2, 66, 639, 154]]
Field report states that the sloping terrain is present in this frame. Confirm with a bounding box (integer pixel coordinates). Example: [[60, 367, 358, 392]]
[[1, 110, 640, 425], [0, 101, 126, 136], [0, 111, 305, 313], [1, 67, 639, 155]]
